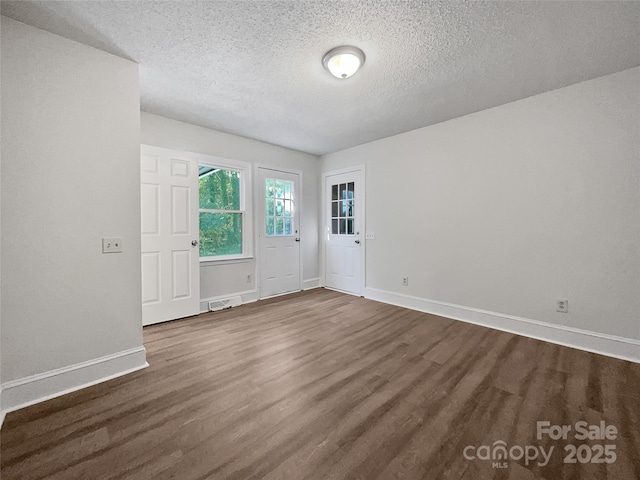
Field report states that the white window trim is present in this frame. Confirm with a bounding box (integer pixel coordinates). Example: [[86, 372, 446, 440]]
[[195, 153, 253, 262]]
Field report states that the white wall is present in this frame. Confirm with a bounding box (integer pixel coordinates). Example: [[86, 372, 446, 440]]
[[140, 112, 321, 305], [1, 17, 146, 410], [322, 67, 640, 358], [0, 18, 3, 420]]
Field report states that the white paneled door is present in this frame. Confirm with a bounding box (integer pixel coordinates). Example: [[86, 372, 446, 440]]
[[141, 145, 200, 326], [259, 168, 301, 298], [324, 168, 364, 295]]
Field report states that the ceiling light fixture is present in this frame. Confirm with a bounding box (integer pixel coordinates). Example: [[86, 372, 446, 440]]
[[322, 46, 365, 79]]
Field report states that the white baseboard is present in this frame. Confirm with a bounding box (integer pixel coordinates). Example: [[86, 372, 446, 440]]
[[200, 283, 321, 311], [302, 277, 321, 290], [364, 287, 640, 364], [0, 346, 148, 416], [199, 289, 258, 313]]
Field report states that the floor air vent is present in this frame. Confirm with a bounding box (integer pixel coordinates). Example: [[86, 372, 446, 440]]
[[208, 296, 242, 312]]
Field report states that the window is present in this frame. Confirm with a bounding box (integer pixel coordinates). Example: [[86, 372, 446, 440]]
[[199, 165, 246, 259], [265, 179, 295, 236], [331, 182, 355, 235]]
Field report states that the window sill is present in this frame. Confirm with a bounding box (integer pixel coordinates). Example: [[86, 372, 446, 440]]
[[200, 256, 254, 266]]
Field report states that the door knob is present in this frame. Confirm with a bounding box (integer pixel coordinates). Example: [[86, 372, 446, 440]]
[[295, 238, 300, 242], [191, 240, 199, 246], [354, 240, 360, 244]]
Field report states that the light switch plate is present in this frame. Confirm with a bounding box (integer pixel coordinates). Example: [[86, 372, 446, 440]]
[[102, 237, 123, 253], [365, 231, 375, 240]]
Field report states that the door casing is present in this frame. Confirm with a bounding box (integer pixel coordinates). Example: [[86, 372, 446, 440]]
[[256, 165, 304, 299], [321, 165, 366, 296]]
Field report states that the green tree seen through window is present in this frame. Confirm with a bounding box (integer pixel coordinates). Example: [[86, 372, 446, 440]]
[[199, 168, 243, 257]]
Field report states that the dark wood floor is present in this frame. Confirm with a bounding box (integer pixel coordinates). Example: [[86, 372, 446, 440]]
[[2, 288, 639, 479]]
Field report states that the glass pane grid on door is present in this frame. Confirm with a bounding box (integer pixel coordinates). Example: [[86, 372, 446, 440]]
[[266, 178, 294, 236], [331, 182, 354, 235]]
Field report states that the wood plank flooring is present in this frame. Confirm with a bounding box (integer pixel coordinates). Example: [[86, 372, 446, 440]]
[[2, 288, 639, 479]]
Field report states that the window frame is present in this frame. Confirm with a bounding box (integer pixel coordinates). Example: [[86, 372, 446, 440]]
[[265, 177, 296, 237], [330, 181, 355, 236], [197, 155, 253, 263]]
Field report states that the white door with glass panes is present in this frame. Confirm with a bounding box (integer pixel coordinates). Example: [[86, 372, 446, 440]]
[[259, 168, 301, 297], [140, 145, 200, 326], [324, 169, 363, 295]]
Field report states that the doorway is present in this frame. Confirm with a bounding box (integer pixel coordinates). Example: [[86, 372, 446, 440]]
[[323, 167, 365, 295], [140, 145, 200, 326], [258, 168, 302, 298]]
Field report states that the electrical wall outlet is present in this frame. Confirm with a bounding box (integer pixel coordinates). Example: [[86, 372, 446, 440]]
[[402, 277, 409, 286], [102, 237, 123, 253], [556, 299, 568, 313]]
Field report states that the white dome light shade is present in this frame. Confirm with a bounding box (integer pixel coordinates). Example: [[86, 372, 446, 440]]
[[323, 46, 365, 79]]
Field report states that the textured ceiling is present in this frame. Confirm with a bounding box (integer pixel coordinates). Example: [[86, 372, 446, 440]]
[[2, 1, 639, 155]]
